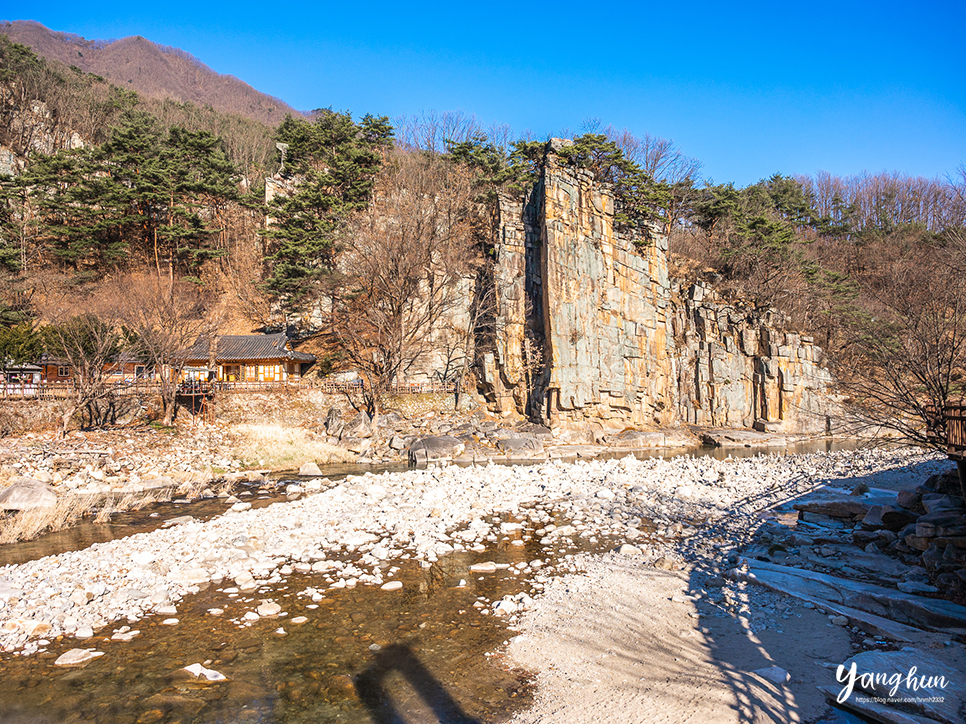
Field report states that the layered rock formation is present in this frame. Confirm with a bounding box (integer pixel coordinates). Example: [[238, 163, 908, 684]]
[[477, 141, 837, 433]]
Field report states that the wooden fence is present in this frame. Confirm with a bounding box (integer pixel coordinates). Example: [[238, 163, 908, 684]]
[[946, 404, 966, 460], [2, 377, 457, 401]]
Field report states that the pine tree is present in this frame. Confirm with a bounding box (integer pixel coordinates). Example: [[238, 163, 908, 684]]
[[261, 111, 392, 315]]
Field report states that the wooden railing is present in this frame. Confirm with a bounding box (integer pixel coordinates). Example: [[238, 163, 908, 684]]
[[2, 377, 458, 400], [946, 404, 966, 460], [316, 379, 457, 395]]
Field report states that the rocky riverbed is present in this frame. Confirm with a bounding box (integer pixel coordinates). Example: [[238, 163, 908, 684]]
[[0, 446, 944, 653], [1, 445, 964, 723]]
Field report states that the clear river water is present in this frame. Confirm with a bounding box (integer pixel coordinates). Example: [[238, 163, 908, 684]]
[[0, 438, 869, 723]]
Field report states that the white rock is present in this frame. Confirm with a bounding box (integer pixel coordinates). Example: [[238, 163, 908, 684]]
[[469, 562, 497, 572], [55, 648, 104, 666], [380, 581, 403, 591], [753, 666, 790, 684], [183, 663, 227, 681], [298, 462, 323, 476], [493, 600, 517, 616], [256, 601, 282, 617]]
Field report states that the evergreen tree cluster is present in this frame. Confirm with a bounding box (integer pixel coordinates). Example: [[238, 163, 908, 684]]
[[1, 111, 239, 281], [260, 110, 393, 313]]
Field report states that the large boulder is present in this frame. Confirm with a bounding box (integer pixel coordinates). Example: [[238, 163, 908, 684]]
[[916, 512, 966, 538], [497, 436, 544, 456], [408, 436, 464, 465], [0, 478, 57, 511], [298, 462, 323, 477], [879, 505, 919, 531], [896, 488, 924, 512], [922, 494, 964, 515], [341, 413, 372, 440], [340, 437, 371, 455], [832, 648, 964, 724], [323, 407, 344, 437], [514, 423, 553, 441], [601, 429, 667, 448], [378, 411, 406, 429]]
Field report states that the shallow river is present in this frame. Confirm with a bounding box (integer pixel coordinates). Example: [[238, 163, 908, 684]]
[[0, 439, 863, 723]]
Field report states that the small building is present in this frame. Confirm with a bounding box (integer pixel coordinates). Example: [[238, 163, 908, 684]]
[[103, 356, 154, 384], [1, 363, 43, 396], [181, 333, 315, 384], [38, 354, 72, 384], [37, 354, 154, 385]]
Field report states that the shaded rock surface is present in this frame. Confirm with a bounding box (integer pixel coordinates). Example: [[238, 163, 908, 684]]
[[0, 478, 57, 510]]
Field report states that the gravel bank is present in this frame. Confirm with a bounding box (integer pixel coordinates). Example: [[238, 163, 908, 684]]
[[0, 447, 944, 660]]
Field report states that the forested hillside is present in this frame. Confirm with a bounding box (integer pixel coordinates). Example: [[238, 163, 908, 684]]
[[0, 29, 964, 443], [0, 20, 302, 126]]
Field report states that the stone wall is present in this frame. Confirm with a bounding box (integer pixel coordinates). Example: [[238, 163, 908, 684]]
[[477, 142, 837, 433]]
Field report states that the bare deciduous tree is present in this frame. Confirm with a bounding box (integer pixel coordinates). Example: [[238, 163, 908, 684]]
[[117, 273, 216, 426], [392, 111, 482, 154], [834, 251, 966, 472], [41, 284, 132, 437], [331, 150, 479, 421]]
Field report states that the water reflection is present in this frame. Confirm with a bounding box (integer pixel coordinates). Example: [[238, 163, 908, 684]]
[[0, 523, 550, 723]]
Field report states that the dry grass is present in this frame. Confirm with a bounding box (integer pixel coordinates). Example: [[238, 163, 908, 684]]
[[229, 423, 355, 469], [0, 475, 223, 543], [0, 493, 100, 544], [0, 400, 63, 437]]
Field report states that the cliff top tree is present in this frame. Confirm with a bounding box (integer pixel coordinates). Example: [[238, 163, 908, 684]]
[[555, 134, 671, 241]]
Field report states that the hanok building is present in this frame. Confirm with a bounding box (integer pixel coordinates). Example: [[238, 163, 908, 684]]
[[181, 334, 316, 384]]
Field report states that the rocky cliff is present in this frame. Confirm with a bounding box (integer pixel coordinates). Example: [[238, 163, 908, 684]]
[[477, 141, 837, 434]]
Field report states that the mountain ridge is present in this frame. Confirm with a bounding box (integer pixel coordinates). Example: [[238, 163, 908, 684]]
[[0, 20, 304, 126]]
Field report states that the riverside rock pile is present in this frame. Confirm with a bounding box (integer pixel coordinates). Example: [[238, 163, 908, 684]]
[[314, 407, 699, 464], [0, 428, 237, 497], [0, 447, 942, 656], [779, 464, 966, 596]]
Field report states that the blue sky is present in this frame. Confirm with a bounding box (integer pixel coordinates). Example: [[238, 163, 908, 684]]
[[5, 0, 965, 186]]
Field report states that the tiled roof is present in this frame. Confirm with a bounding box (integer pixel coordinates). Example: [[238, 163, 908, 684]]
[[182, 333, 316, 363]]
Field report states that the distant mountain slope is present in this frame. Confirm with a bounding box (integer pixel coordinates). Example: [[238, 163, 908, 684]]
[[0, 20, 303, 126]]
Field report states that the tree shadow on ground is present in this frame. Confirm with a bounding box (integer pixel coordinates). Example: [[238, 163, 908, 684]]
[[354, 643, 483, 724]]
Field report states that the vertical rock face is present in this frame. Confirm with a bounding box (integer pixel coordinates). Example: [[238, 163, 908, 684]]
[[477, 144, 837, 433], [540, 155, 676, 428], [672, 284, 836, 432], [478, 180, 546, 415]]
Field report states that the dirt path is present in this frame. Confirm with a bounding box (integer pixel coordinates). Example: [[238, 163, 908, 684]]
[[505, 556, 853, 723]]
